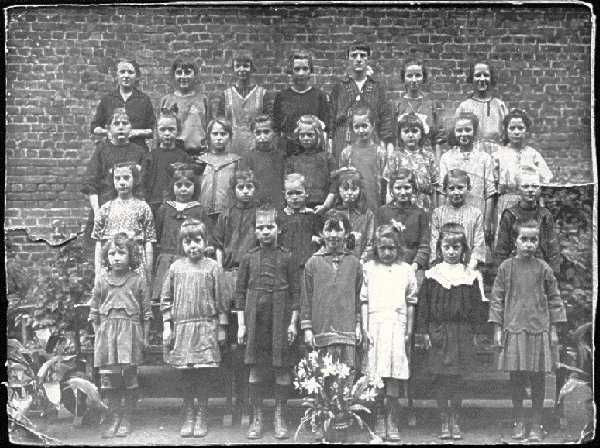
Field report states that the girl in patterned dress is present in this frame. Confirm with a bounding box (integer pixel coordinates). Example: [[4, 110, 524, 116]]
[[92, 162, 156, 284], [362, 225, 417, 441], [329, 167, 374, 261], [492, 109, 553, 241], [160, 219, 230, 438], [151, 163, 209, 303], [384, 112, 439, 211], [489, 219, 566, 442], [456, 60, 507, 156], [417, 223, 485, 440], [89, 232, 151, 439]]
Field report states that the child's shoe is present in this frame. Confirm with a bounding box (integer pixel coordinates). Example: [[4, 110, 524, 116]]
[[274, 400, 290, 439], [511, 420, 526, 440], [528, 424, 543, 442], [116, 413, 131, 437], [246, 404, 263, 439], [450, 411, 463, 440], [374, 400, 386, 438], [386, 403, 401, 441], [193, 401, 208, 438], [438, 413, 452, 439], [101, 410, 121, 438], [180, 399, 195, 438]]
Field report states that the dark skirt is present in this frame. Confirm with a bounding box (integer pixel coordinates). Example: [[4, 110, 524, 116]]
[[427, 322, 476, 375], [254, 294, 274, 365]]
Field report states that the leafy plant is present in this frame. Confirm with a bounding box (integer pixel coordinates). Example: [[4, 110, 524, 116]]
[[556, 322, 594, 443], [293, 350, 382, 442]]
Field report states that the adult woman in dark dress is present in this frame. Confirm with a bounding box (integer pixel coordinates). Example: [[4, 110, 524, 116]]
[[91, 59, 156, 152]]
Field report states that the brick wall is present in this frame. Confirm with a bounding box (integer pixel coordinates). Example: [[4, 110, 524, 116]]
[[5, 5, 593, 273]]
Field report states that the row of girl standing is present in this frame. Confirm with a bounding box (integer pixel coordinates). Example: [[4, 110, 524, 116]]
[[84, 110, 565, 442]]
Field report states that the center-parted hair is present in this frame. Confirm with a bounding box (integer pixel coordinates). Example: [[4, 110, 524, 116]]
[[435, 222, 470, 266], [179, 218, 208, 244], [322, 210, 355, 251], [111, 162, 142, 198], [501, 108, 533, 146], [101, 231, 142, 271], [373, 224, 406, 262], [467, 60, 497, 87], [400, 56, 428, 83], [442, 168, 471, 192], [207, 116, 233, 143], [397, 112, 427, 147], [293, 114, 325, 152], [388, 168, 419, 194]]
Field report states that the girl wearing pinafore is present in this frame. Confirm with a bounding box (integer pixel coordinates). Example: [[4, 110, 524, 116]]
[[160, 219, 230, 438], [362, 224, 417, 441]]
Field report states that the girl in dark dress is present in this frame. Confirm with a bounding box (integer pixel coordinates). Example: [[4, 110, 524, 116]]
[[417, 222, 484, 440]]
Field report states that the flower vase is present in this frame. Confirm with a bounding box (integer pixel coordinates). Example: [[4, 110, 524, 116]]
[[325, 419, 352, 443]]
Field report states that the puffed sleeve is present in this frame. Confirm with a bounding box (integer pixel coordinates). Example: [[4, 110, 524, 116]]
[[493, 209, 516, 272], [382, 151, 398, 182], [141, 202, 157, 243], [413, 210, 431, 270], [88, 276, 103, 325], [81, 147, 103, 196], [534, 150, 553, 184], [234, 253, 251, 311], [376, 83, 394, 145], [429, 208, 441, 263], [91, 97, 109, 133], [138, 276, 152, 322], [416, 276, 431, 332], [488, 260, 508, 325], [543, 212, 561, 275], [405, 265, 418, 306], [359, 264, 369, 304], [213, 263, 230, 325], [300, 260, 314, 330], [159, 266, 175, 322], [377, 145, 387, 178], [429, 151, 440, 188], [484, 153, 497, 198], [471, 209, 486, 263], [272, 91, 284, 134], [92, 203, 109, 241], [286, 252, 301, 311], [355, 258, 363, 322], [544, 264, 567, 324]]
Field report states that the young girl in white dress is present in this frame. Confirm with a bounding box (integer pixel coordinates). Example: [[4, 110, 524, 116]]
[[361, 224, 417, 441]]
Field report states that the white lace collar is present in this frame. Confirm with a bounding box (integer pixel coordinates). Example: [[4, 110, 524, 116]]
[[425, 262, 478, 289]]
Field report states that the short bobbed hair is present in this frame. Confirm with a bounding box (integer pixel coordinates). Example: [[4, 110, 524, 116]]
[[373, 224, 406, 262], [322, 210, 354, 251], [435, 222, 471, 266], [179, 218, 208, 243], [448, 112, 480, 146], [293, 114, 325, 151], [467, 60, 497, 87], [250, 114, 275, 133], [170, 56, 199, 79], [230, 169, 259, 192], [207, 116, 233, 143], [287, 50, 314, 74], [388, 168, 418, 194], [400, 57, 428, 83], [397, 112, 427, 147]]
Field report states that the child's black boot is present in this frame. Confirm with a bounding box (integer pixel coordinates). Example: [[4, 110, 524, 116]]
[[193, 398, 208, 438], [528, 414, 543, 442], [374, 395, 386, 439], [247, 383, 263, 439], [116, 387, 138, 437], [511, 409, 526, 440], [386, 398, 401, 441], [180, 398, 195, 438], [274, 400, 290, 439], [438, 412, 452, 439]]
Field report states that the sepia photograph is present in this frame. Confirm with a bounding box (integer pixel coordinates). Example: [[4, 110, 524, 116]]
[[5, 2, 596, 445]]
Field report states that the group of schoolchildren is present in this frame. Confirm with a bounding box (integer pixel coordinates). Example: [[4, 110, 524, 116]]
[[83, 41, 567, 443]]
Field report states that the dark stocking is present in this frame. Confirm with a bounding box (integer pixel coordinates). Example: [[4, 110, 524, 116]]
[[530, 372, 546, 423], [449, 375, 465, 411], [434, 375, 450, 412], [509, 372, 527, 419]]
